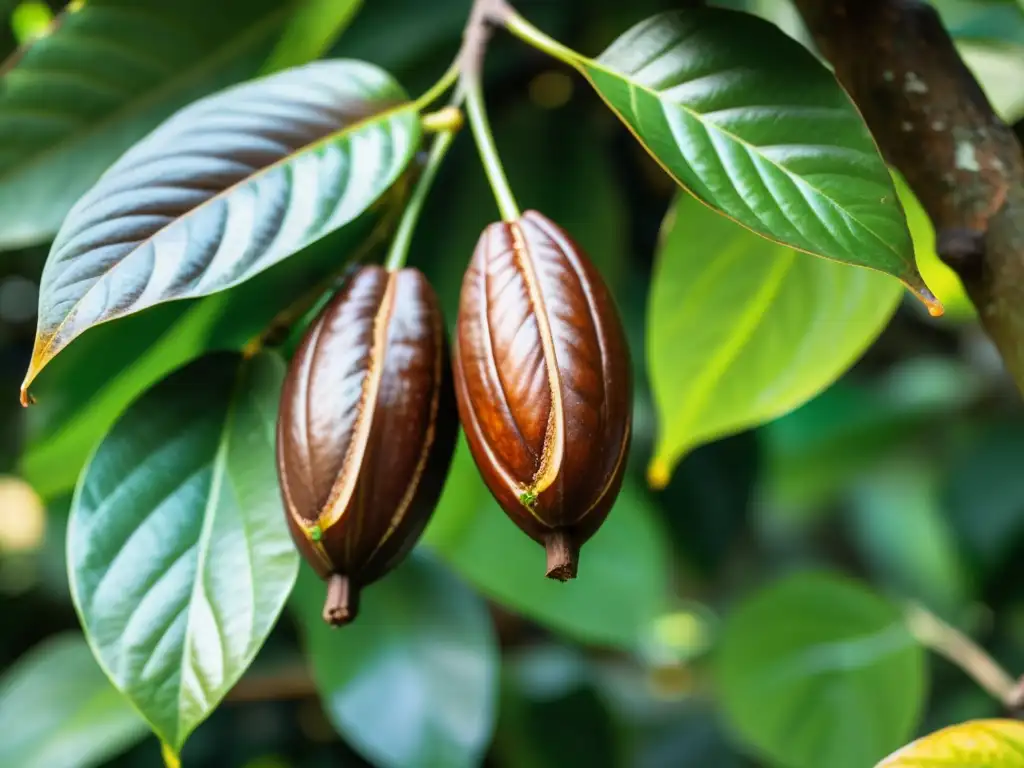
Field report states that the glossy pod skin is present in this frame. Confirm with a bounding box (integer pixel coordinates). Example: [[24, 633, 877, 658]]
[[453, 210, 632, 581], [276, 265, 458, 626]]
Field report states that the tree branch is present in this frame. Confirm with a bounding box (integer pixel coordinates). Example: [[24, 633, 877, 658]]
[[792, 0, 1024, 390]]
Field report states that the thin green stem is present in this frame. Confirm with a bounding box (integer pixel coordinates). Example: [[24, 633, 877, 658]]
[[463, 71, 519, 221], [503, 11, 583, 68], [413, 59, 461, 111], [384, 127, 458, 271]]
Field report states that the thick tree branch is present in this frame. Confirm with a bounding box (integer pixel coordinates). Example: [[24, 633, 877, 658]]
[[793, 0, 1024, 389]]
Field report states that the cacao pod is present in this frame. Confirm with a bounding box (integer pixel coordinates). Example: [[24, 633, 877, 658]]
[[276, 265, 458, 625], [453, 210, 632, 581]]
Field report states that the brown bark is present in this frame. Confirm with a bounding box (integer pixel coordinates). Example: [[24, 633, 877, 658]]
[[793, 0, 1024, 390]]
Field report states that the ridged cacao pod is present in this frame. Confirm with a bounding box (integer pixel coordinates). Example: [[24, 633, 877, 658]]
[[276, 265, 458, 625], [453, 210, 632, 581]]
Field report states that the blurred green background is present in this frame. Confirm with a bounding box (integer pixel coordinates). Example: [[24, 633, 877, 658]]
[[2, 0, 1024, 766]]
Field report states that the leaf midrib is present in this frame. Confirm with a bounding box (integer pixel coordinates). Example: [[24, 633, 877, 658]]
[[174, 368, 242, 749], [664, 246, 795, 455], [0, 3, 293, 186], [580, 55, 907, 268]]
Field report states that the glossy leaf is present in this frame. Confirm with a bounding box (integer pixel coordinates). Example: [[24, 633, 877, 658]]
[[21, 206, 390, 501], [575, 8, 930, 296], [716, 571, 926, 768], [425, 437, 673, 650], [292, 554, 498, 768], [877, 719, 1024, 767], [23, 59, 420, 398], [647, 194, 902, 485], [68, 352, 298, 755], [0, 633, 147, 768], [0, 0, 294, 248], [263, 0, 363, 73]]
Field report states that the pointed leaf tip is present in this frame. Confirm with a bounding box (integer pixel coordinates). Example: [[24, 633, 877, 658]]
[[647, 458, 671, 490], [20, 353, 44, 407], [914, 286, 945, 317], [160, 742, 180, 768]]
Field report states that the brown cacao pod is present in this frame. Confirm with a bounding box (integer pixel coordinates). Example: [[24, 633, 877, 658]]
[[276, 265, 458, 625], [453, 210, 632, 581]]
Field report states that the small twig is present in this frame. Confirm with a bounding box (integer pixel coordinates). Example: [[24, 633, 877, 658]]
[[905, 602, 1024, 712]]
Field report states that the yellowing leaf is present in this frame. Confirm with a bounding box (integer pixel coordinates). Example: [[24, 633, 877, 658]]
[[647, 194, 902, 485], [877, 719, 1024, 767]]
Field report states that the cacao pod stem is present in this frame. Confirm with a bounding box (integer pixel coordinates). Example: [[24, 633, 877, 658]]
[[324, 573, 359, 627], [545, 530, 579, 582]]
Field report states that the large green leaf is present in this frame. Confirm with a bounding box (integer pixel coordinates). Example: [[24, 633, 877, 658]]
[[0, 633, 147, 768], [560, 8, 930, 296], [716, 571, 926, 768], [0, 0, 295, 248], [291, 554, 498, 768], [68, 351, 298, 756], [425, 438, 674, 650], [23, 58, 420, 399], [647, 194, 902, 485], [263, 0, 364, 73], [20, 207, 389, 501], [877, 720, 1024, 767]]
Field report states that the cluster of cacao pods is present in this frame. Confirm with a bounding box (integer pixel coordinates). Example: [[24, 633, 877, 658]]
[[276, 211, 632, 626]]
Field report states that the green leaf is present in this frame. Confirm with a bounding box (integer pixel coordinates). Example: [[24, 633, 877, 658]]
[[847, 460, 970, 612], [21, 209, 388, 501], [0, 0, 295, 248], [877, 719, 1024, 767], [426, 438, 674, 650], [68, 351, 298, 755], [263, 0, 363, 74], [23, 58, 419, 399], [647, 193, 902, 485], [291, 554, 498, 768], [716, 571, 926, 768], [0, 633, 147, 768], [573, 8, 930, 297]]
